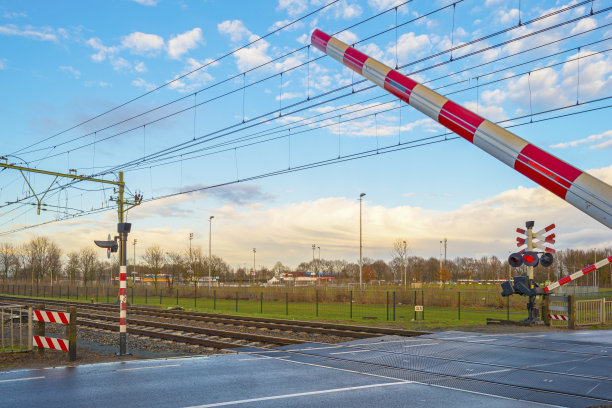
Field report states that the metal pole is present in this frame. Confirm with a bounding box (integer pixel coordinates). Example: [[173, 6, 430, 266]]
[[209, 216, 214, 291], [393, 291, 396, 321], [133, 239, 137, 284], [458, 292, 461, 320], [359, 192, 365, 288], [253, 248, 256, 284]]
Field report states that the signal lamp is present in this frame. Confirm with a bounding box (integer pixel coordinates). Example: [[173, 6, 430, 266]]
[[522, 251, 539, 267], [508, 253, 523, 268], [539, 252, 554, 268]]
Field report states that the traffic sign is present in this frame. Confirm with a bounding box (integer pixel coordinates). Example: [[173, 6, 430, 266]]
[[414, 305, 423, 312]]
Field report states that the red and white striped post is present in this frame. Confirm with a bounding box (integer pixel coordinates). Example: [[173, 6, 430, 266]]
[[117, 222, 130, 355], [311, 29, 612, 228]]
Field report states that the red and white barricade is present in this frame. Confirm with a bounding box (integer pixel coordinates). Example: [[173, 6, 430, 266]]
[[33, 308, 76, 360]]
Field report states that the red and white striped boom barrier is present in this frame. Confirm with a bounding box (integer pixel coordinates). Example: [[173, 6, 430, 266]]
[[543, 256, 612, 293], [311, 29, 612, 229]]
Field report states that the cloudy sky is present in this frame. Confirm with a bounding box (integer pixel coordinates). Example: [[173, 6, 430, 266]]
[[1, 0, 611, 270]]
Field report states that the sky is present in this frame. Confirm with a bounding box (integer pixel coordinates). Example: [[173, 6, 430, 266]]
[[0, 0, 611, 270]]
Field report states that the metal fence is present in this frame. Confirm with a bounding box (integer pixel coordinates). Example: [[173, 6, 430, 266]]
[[1, 304, 32, 353]]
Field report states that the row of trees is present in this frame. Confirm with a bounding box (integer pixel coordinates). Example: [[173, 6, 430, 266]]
[[1, 236, 610, 287]]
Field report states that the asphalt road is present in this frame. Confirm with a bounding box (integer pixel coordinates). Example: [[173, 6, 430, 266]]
[[1, 330, 610, 407]]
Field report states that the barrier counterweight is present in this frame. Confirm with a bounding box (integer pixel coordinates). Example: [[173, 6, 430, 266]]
[[311, 29, 612, 229]]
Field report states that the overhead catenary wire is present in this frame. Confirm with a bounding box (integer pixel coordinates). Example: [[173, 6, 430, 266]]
[[8, 0, 342, 157], [1, 99, 610, 236], [3, 0, 608, 234], [4, 19, 610, 215], [24, 4, 609, 178], [14, 0, 599, 164]]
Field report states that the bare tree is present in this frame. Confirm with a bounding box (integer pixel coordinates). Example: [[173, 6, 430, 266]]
[[24, 237, 61, 285], [391, 239, 409, 285], [143, 245, 165, 290], [79, 248, 98, 285], [66, 252, 80, 283], [0, 243, 18, 281], [166, 251, 185, 289]]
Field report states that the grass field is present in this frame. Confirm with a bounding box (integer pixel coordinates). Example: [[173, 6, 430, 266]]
[[1, 291, 528, 330]]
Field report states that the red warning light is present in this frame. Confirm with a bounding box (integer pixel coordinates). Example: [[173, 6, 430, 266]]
[[524, 254, 535, 263]]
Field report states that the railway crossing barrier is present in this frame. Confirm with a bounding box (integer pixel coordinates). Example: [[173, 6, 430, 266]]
[[33, 305, 77, 361]]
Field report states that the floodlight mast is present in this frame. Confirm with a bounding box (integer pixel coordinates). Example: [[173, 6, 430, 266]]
[[0, 160, 142, 355]]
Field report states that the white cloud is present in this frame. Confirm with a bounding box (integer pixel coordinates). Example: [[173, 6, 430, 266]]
[[367, 0, 405, 12], [0, 60, 5, 70], [86, 37, 118, 62], [119, 165, 611, 265], [268, 19, 303, 32], [234, 35, 272, 71], [167, 27, 203, 59], [395, 32, 431, 60], [131, 0, 158, 5], [277, 0, 308, 17], [551, 130, 612, 150], [111, 56, 131, 72], [167, 57, 217, 93], [218, 20, 251, 43], [59, 65, 80, 78], [0, 24, 57, 41], [336, 30, 359, 45], [3, 12, 27, 19], [134, 61, 147, 73], [570, 17, 597, 35], [336, 0, 362, 19], [296, 33, 309, 45], [464, 101, 507, 122], [497, 8, 519, 25], [132, 77, 156, 91], [121, 32, 164, 56]]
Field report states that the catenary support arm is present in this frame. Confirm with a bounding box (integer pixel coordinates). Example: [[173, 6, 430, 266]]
[[311, 29, 612, 229]]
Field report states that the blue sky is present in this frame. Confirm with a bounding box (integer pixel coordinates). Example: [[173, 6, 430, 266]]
[[1, 0, 611, 269]]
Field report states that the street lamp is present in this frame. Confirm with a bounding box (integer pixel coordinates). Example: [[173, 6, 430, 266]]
[[133, 238, 138, 284], [402, 240, 407, 288], [359, 192, 366, 288], [209, 216, 214, 290], [317, 246, 321, 280]]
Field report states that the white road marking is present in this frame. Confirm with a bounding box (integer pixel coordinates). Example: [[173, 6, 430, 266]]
[[183, 381, 413, 407], [0, 376, 44, 383], [463, 368, 512, 377], [330, 349, 375, 355], [116, 364, 181, 372], [403, 342, 439, 348]]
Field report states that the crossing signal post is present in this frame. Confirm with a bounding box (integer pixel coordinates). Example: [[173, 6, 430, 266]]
[[0, 161, 142, 356], [503, 221, 556, 324]]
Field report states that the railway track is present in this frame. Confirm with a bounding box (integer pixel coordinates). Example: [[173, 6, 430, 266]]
[[0, 295, 427, 349]]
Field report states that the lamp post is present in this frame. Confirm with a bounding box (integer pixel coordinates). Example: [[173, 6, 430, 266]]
[[252, 248, 256, 285], [359, 192, 366, 288], [403, 240, 407, 288], [209, 216, 214, 290], [189, 232, 194, 285], [133, 239, 137, 284], [312, 244, 316, 277]]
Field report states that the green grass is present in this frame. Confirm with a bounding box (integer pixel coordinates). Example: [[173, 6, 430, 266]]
[[1, 291, 529, 330]]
